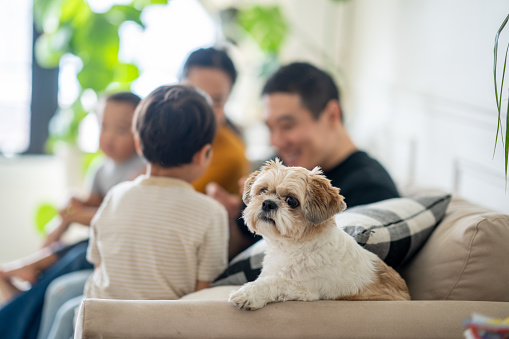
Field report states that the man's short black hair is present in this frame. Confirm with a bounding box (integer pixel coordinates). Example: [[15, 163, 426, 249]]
[[134, 85, 216, 168], [181, 47, 237, 86], [261, 62, 340, 120], [106, 91, 142, 107]]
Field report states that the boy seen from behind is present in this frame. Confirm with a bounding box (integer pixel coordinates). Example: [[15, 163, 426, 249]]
[[84, 85, 229, 300]]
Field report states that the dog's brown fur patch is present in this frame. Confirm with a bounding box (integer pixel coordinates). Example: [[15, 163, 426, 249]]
[[305, 170, 346, 225], [242, 170, 261, 205], [337, 260, 410, 301]]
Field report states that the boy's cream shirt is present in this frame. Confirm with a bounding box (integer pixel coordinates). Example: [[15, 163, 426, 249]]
[[85, 175, 228, 300]]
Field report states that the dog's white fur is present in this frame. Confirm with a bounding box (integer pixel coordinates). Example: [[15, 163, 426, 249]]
[[229, 159, 410, 311]]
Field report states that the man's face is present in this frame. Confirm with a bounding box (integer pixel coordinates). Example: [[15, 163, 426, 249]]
[[263, 93, 332, 171]]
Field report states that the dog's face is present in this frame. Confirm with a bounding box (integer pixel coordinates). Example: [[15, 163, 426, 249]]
[[242, 159, 346, 242]]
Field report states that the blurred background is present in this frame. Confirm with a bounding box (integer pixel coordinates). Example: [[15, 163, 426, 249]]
[[1, 0, 508, 263]]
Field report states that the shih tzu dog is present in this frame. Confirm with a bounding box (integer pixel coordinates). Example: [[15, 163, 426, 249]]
[[229, 159, 410, 311]]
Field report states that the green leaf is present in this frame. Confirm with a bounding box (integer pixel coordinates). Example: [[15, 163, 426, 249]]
[[493, 15, 509, 150], [71, 14, 120, 65], [113, 63, 140, 84], [494, 13, 509, 184], [107, 5, 144, 27], [77, 60, 115, 93], [33, 0, 66, 32], [34, 203, 58, 235], [238, 6, 288, 54], [60, 0, 89, 24], [131, 0, 169, 10]]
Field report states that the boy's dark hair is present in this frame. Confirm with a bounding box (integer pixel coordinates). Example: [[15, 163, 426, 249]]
[[181, 47, 237, 86], [106, 91, 142, 107], [134, 85, 216, 168], [261, 62, 341, 120]]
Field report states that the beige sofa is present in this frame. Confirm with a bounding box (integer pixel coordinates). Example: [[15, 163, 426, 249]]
[[74, 193, 509, 338]]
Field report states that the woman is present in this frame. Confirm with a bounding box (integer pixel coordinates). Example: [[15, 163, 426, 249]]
[[181, 47, 250, 197]]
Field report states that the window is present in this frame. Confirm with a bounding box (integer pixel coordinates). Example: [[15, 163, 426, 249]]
[[122, 0, 217, 97], [0, 0, 32, 155], [1, 0, 216, 156]]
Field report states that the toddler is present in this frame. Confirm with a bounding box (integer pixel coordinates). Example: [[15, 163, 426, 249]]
[[0, 92, 145, 339]]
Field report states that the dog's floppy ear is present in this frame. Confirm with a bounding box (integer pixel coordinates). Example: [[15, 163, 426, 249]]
[[304, 168, 346, 224], [242, 170, 261, 205]]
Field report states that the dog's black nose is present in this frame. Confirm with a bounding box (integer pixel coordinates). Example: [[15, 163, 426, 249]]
[[262, 200, 278, 212]]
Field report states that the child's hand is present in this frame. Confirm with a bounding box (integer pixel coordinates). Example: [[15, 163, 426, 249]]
[[68, 197, 84, 210], [58, 197, 84, 221], [42, 197, 84, 248]]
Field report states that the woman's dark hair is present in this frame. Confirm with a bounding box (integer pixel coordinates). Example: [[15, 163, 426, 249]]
[[180, 47, 237, 86], [261, 62, 341, 120], [106, 91, 142, 107], [133, 85, 216, 167]]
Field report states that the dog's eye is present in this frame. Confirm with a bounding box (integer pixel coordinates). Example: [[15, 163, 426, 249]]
[[285, 196, 299, 208], [259, 187, 268, 194]]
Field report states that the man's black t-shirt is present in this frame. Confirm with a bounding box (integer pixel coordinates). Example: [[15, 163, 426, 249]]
[[237, 150, 399, 242], [324, 150, 399, 208]]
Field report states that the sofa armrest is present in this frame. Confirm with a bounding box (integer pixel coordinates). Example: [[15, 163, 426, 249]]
[[75, 296, 509, 338], [399, 194, 509, 301]]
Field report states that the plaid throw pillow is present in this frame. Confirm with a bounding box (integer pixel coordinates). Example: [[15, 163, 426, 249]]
[[212, 194, 451, 287]]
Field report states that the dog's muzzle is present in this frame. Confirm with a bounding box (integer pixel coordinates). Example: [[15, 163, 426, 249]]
[[259, 199, 277, 225], [262, 199, 278, 212]]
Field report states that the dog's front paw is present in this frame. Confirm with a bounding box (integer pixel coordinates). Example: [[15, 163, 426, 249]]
[[229, 285, 266, 311]]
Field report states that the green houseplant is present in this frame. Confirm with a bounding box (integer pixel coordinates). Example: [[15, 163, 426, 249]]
[[225, 0, 348, 79], [32, 0, 168, 233], [494, 13, 509, 185], [33, 0, 168, 155]]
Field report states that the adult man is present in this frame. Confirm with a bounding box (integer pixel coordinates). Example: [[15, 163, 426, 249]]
[[209, 62, 399, 259]]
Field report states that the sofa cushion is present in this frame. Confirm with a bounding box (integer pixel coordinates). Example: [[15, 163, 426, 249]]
[[213, 194, 451, 287], [336, 194, 451, 267], [399, 195, 509, 301]]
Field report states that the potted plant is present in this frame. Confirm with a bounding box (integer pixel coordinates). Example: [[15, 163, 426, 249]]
[[493, 13, 509, 185]]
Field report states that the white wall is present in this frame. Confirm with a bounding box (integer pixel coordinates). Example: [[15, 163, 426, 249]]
[[0, 151, 92, 263], [0, 156, 67, 262], [345, 0, 509, 212], [278, 0, 509, 213]]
